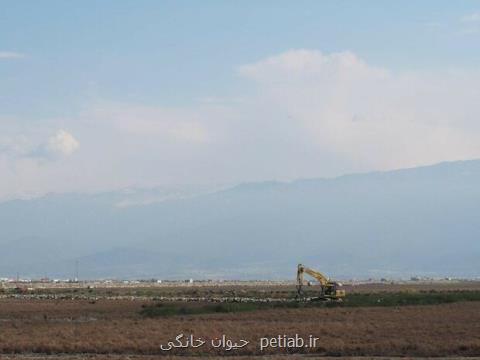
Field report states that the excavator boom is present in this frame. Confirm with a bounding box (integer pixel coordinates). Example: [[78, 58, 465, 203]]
[[296, 263, 345, 301]]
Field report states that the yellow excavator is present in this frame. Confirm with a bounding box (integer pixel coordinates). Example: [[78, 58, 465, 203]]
[[296, 264, 345, 301]]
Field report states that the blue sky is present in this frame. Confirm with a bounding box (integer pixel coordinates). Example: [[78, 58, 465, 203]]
[[2, 1, 480, 199], [3, 1, 480, 115]]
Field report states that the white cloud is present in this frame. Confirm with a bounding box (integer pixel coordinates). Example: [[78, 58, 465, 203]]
[[239, 50, 389, 82], [0, 129, 81, 200], [461, 12, 480, 22], [91, 102, 210, 143], [44, 130, 80, 157], [2, 49, 480, 200], [0, 51, 25, 59], [68, 50, 480, 187], [0, 130, 79, 161], [237, 49, 480, 170]]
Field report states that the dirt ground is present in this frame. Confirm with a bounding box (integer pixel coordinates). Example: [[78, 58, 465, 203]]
[[2, 357, 480, 360], [1, 357, 480, 360], [0, 297, 479, 357]]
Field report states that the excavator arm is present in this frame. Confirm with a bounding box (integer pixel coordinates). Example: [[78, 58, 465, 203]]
[[297, 264, 329, 286]]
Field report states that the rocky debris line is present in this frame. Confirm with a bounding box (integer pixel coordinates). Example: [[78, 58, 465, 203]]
[[0, 294, 302, 302]]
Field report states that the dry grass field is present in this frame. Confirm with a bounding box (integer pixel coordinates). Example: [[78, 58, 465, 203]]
[[0, 356, 395, 360], [0, 282, 479, 358]]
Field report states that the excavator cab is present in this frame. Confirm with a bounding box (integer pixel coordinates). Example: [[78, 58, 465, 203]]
[[324, 282, 345, 299]]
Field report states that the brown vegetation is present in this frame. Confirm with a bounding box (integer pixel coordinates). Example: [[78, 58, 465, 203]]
[[0, 296, 479, 357]]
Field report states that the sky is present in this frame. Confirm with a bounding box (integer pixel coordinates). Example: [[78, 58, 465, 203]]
[[2, 1, 480, 200]]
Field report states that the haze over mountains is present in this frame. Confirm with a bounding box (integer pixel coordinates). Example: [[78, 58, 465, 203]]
[[1, 160, 479, 280]]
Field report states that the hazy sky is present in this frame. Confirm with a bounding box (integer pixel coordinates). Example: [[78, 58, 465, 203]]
[[2, 1, 480, 199]]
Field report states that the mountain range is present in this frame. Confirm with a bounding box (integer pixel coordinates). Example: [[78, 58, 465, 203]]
[[1, 160, 479, 280]]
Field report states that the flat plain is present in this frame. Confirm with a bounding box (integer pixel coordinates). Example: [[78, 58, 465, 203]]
[[0, 281, 479, 358]]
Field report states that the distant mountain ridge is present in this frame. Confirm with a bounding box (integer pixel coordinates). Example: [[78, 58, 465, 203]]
[[1, 160, 479, 279]]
